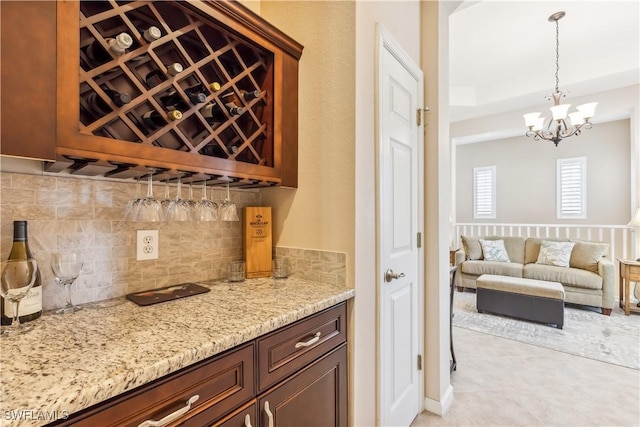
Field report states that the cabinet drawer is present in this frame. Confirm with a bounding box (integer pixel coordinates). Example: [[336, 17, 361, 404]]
[[627, 265, 640, 281], [53, 343, 255, 427], [208, 399, 258, 427], [257, 302, 346, 392]]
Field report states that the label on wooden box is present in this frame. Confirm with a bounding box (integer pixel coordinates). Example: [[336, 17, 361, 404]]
[[243, 207, 272, 278]]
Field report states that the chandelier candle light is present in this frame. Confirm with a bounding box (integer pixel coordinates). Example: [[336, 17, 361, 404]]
[[523, 11, 598, 146]]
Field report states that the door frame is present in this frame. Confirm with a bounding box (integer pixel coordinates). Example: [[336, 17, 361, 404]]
[[375, 22, 425, 425]]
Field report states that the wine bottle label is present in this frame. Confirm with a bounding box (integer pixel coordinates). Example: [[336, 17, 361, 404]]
[[3, 286, 42, 317]]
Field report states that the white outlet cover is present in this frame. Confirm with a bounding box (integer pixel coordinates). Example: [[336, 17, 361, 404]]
[[137, 230, 159, 261]]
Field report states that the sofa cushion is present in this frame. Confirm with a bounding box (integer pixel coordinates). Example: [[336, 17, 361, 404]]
[[462, 260, 524, 278], [479, 239, 510, 262], [523, 263, 603, 290], [461, 236, 525, 263], [570, 241, 609, 273], [536, 240, 576, 267]]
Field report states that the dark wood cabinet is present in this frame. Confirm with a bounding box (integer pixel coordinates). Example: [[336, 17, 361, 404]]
[[1, 0, 303, 188], [258, 345, 348, 427], [47, 303, 347, 427]]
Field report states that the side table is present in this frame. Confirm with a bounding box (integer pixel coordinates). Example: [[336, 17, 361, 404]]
[[617, 258, 640, 316], [449, 265, 457, 372]]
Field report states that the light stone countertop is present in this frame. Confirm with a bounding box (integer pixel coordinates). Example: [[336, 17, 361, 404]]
[[0, 278, 355, 427]]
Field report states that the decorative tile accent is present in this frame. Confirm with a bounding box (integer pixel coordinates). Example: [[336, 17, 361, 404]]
[[274, 246, 347, 285]]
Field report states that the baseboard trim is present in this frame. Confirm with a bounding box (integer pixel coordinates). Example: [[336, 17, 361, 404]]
[[423, 384, 454, 416]]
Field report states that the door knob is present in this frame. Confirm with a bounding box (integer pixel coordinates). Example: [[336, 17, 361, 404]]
[[385, 269, 405, 282]]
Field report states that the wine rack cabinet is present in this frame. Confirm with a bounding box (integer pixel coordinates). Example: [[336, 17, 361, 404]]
[[1, 1, 303, 187]]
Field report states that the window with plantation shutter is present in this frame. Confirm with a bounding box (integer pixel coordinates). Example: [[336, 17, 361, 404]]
[[473, 166, 496, 219], [557, 157, 586, 219]]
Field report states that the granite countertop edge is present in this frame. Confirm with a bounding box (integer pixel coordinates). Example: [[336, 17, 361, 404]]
[[0, 278, 355, 427]]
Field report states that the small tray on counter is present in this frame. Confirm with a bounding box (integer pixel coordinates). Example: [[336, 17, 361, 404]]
[[126, 283, 210, 306]]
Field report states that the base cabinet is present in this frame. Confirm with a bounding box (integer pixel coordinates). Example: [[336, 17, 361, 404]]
[[258, 345, 347, 427], [48, 303, 347, 427]]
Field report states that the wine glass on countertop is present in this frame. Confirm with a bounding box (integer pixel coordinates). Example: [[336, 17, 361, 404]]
[[50, 252, 83, 314], [1, 259, 38, 335]]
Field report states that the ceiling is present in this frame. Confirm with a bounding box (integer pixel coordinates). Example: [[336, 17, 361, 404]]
[[449, 0, 640, 123]]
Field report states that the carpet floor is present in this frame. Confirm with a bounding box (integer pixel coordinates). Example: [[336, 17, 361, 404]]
[[452, 290, 640, 370]]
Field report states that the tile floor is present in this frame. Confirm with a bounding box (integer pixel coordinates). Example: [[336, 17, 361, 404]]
[[411, 326, 640, 426]]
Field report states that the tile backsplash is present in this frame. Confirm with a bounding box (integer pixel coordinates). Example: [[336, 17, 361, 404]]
[[0, 171, 347, 312]]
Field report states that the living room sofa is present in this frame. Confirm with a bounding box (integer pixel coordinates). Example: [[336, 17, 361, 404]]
[[454, 236, 615, 315]]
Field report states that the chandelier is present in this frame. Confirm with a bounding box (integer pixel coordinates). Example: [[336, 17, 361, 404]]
[[523, 11, 597, 146]]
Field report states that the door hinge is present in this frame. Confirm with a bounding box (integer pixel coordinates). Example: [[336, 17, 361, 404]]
[[417, 354, 422, 370], [416, 107, 430, 126], [417, 232, 422, 248]]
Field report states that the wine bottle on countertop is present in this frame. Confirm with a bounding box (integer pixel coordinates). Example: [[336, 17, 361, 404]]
[[1, 221, 42, 325]]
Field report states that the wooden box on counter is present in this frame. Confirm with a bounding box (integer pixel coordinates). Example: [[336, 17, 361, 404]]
[[243, 206, 272, 278]]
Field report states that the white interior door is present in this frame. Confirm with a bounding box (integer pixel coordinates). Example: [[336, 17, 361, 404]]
[[377, 24, 424, 427]]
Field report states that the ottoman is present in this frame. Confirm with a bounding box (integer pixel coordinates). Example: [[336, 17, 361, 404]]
[[476, 274, 565, 328]]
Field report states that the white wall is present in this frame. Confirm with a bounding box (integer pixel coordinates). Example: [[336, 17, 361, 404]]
[[456, 119, 632, 224]]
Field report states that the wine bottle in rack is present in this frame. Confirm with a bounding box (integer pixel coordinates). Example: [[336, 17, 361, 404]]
[[159, 90, 188, 112], [143, 110, 182, 131], [86, 32, 133, 67], [209, 82, 222, 92], [87, 86, 132, 116], [141, 26, 162, 43], [1, 221, 42, 326], [241, 90, 261, 101], [225, 101, 244, 116], [184, 85, 207, 105], [145, 63, 184, 88], [200, 103, 227, 124]]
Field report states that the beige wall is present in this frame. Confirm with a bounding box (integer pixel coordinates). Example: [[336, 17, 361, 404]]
[[456, 119, 632, 224], [260, 1, 427, 425]]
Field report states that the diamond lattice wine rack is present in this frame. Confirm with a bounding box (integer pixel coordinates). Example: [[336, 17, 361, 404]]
[[52, 0, 302, 187]]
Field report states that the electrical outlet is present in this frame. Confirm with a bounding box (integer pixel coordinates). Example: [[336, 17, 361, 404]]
[[137, 230, 159, 261]]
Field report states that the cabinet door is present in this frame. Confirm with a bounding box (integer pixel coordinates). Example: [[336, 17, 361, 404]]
[[0, 1, 57, 160], [258, 345, 347, 427], [208, 400, 258, 427]]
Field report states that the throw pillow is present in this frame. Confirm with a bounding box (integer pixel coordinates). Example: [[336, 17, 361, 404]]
[[461, 236, 483, 260], [479, 239, 510, 262], [570, 241, 609, 273], [536, 240, 576, 267]]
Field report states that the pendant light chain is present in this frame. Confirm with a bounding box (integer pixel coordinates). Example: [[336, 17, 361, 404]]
[[554, 18, 560, 93]]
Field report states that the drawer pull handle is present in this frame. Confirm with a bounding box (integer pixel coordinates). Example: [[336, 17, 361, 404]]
[[244, 414, 253, 427], [264, 401, 274, 427], [294, 331, 322, 348], [138, 394, 199, 427]]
